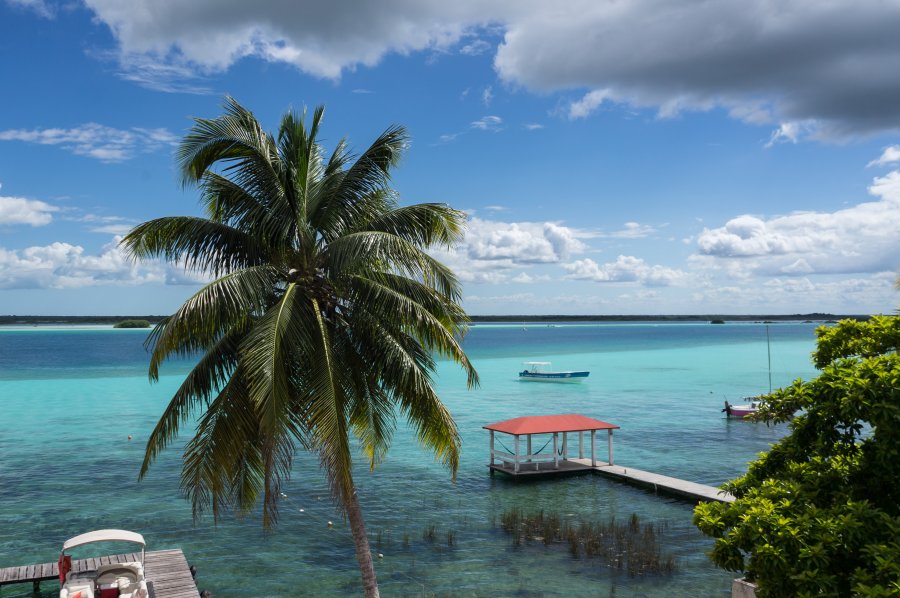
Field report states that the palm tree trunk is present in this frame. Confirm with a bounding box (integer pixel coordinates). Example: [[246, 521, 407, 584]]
[[345, 483, 380, 598]]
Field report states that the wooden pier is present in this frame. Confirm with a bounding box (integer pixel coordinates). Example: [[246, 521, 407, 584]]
[[0, 549, 199, 597], [485, 414, 735, 504]]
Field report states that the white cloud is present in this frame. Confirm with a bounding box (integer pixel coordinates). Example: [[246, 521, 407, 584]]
[[482, 86, 493, 106], [568, 89, 612, 119], [79, 1, 900, 137], [89, 224, 134, 235], [0, 191, 59, 226], [868, 145, 900, 168], [429, 217, 589, 285], [524, 123, 544, 130], [562, 255, 686, 287], [459, 39, 491, 56], [465, 218, 587, 264], [688, 273, 896, 314], [83, 0, 506, 80], [0, 124, 178, 162], [471, 115, 503, 131], [764, 121, 818, 148], [597, 221, 657, 239], [494, 1, 900, 139], [0, 236, 211, 290], [6, 0, 54, 18], [695, 170, 900, 278]]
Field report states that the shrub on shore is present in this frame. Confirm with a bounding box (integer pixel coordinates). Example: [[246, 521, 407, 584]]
[[694, 315, 900, 597], [113, 319, 151, 328]]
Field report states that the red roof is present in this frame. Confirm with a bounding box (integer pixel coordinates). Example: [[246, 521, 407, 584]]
[[483, 414, 619, 435]]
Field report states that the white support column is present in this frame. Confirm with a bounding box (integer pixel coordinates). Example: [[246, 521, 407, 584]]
[[490, 430, 495, 466], [553, 433, 559, 469], [590, 429, 596, 467], [608, 429, 614, 466], [514, 434, 520, 473], [527, 434, 532, 464], [562, 432, 568, 461], [579, 431, 584, 459]]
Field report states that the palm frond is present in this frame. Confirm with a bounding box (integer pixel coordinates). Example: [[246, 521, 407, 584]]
[[364, 203, 466, 248], [121, 216, 267, 277], [347, 275, 478, 388], [180, 373, 263, 522], [139, 328, 244, 480], [305, 299, 355, 505], [145, 266, 278, 379], [325, 230, 462, 300], [312, 126, 408, 240]]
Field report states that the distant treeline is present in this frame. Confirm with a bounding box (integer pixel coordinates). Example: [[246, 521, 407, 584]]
[[0, 315, 166, 325], [468, 313, 868, 323], [1, 313, 867, 326]]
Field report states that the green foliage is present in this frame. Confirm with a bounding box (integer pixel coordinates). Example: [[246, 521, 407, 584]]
[[113, 319, 152, 328], [694, 316, 900, 597]]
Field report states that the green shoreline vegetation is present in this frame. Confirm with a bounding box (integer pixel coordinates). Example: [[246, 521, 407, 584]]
[[112, 319, 152, 328], [0, 313, 866, 326]]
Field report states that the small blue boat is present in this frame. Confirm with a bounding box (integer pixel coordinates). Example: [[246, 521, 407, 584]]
[[519, 362, 590, 382]]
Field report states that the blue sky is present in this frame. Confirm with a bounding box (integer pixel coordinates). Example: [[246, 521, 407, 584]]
[[1, 0, 899, 315]]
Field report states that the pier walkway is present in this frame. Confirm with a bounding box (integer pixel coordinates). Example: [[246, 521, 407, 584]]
[[489, 459, 734, 503], [0, 549, 199, 597]]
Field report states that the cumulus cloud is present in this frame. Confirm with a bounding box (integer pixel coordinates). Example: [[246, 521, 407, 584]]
[[465, 218, 587, 263], [0, 123, 178, 162], [0, 191, 59, 226], [695, 170, 900, 277], [429, 217, 589, 284], [77, 1, 900, 137], [494, 1, 900, 139], [563, 255, 685, 287], [0, 236, 209, 289], [82, 0, 506, 81], [868, 145, 900, 168]]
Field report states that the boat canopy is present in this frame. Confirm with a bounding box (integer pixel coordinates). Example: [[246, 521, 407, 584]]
[[523, 361, 551, 365], [484, 414, 619, 435], [62, 529, 146, 552]]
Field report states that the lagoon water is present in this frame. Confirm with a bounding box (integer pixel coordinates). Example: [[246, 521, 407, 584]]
[[0, 322, 824, 597]]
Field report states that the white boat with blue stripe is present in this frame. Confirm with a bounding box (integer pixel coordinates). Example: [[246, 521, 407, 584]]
[[519, 362, 590, 382]]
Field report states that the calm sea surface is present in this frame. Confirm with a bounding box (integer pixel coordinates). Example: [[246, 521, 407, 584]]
[[0, 322, 824, 597]]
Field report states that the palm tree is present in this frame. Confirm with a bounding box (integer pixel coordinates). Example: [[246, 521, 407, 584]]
[[121, 97, 478, 598]]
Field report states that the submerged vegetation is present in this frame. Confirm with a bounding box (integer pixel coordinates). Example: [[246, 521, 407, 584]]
[[498, 508, 677, 577]]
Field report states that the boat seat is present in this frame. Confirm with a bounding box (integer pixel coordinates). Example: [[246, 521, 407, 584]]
[[118, 579, 148, 598], [60, 582, 96, 598]]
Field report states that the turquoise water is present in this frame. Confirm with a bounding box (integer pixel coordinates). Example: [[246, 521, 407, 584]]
[[0, 322, 823, 597]]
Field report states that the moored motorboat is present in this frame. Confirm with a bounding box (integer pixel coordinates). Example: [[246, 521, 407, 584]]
[[58, 529, 148, 598], [519, 362, 589, 382], [723, 400, 759, 418]]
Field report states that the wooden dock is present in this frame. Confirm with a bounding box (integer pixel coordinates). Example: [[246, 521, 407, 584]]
[[0, 549, 199, 597], [490, 459, 734, 503]]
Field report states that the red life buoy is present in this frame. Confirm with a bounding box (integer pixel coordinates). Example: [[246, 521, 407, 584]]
[[58, 554, 72, 585]]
